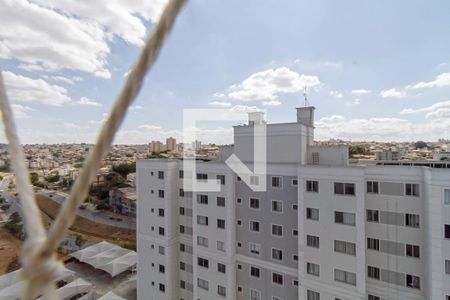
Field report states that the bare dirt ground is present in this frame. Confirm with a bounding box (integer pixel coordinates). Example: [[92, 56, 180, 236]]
[[36, 194, 136, 243], [0, 227, 21, 275]]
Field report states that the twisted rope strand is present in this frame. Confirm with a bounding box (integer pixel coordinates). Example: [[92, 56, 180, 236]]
[[1, 0, 186, 299]]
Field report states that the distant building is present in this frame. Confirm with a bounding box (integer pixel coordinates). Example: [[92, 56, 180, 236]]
[[109, 187, 136, 217], [376, 151, 400, 160], [166, 137, 177, 151], [433, 152, 450, 161], [149, 141, 164, 153], [192, 140, 202, 150]]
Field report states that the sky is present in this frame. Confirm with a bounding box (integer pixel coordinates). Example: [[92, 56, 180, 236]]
[[1, 0, 450, 144]]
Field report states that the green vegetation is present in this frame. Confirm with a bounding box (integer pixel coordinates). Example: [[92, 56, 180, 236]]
[[96, 200, 111, 211], [112, 162, 136, 177], [45, 173, 60, 183], [121, 241, 136, 251], [349, 145, 370, 157], [30, 172, 39, 184], [74, 234, 86, 247], [5, 221, 24, 240]]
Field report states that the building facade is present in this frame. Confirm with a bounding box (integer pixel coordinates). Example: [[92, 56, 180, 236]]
[[137, 107, 450, 300]]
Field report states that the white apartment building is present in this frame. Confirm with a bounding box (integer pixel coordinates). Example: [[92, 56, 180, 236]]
[[137, 107, 450, 300]]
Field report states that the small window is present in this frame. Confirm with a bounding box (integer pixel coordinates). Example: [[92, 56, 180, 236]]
[[446, 224, 450, 239], [271, 200, 283, 212], [217, 219, 225, 229], [307, 235, 320, 248], [405, 213, 420, 228], [217, 197, 225, 207], [249, 243, 261, 255], [158, 245, 165, 255], [292, 204, 298, 211], [250, 266, 260, 278], [445, 189, 450, 204], [237, 219, 242, 226], [292, 179, 298, 186], [271, 248, 283, 261], [159, 283, 165, 292], [197, 257, 209, 268], [179, 225, 185, 233], [197, 194, 208, 204], [334, 182, 355, 195], [158, 190, 164, 198], [334, 269, 356, 286], [250, 198, 260, 209], [367, 181, 379, 194], [250, 175, 260, 185], [293, 229, 298, 236], [217, 241, 225, 252], [306, 208, 319, 221], [271, 176, 282, 188], [367, 266, 380, 280], [307, 290, 320, 300], [158, 208, 164, 217], [236, 197, 242, 204], [250, 221, 260, 232], [158, 171, 164, 179], [306, 180, 319, 192], [159, 264, 165, 273], [272, 272, 283, 285], [217, 174, 225, 185], [445, 259, 450, 274], [406, 274, 420, 289], [197, 215, 208, 225], [179, 188, 185, 197], [272, 224, 283, 236], [179, 244, 185, 252], [250, 289, 261, 300], [367, 238, 379, 251], [406, 244, 420, 258], [217, 263, 226, 274], [293, 254, 298, 261], [179, 170, 184, 178], [197, 278, 209, 290], [368, 295, 380, 300], [217, 285, 226, 297], [334, 240, 356, 256], [179, 207, 185, 215], [335, 211, 356, 226], [405, 183, 419, 196], [366, 209, 379, 222], [197, 236, 208, 247], [307, 262, 320, 276], [179, 261, 185, 270], [158, 227, 165, 236]]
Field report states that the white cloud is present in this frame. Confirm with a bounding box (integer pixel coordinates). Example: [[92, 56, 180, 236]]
[[228, 67, 320, 101], [213, 92, 225, 98], [11, 104, 34, 119], [380, 88, 407, 99], [400, 99, 450, 119], [137, 124, 162, 130], [63, 122, 81, 130], [329, 90, 343, 99], [351, 89, 371, 95], [407, 72, 450, 90], [208, 101, 232, 107], [0, 0, 167, 78], [129, 105, 144, 111], [229, 105, 262, 113], [75, 97, 102, 107], [345, 99, 360, 106], [42, 75, 82, 85], [262, 100, 281, 106], [2, 71, 71, 106]]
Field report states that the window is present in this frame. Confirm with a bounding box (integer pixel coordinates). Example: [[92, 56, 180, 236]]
[[334, 240, 356, 256], [179, 170, 184, 178], [217, 263, 226, 274], [405, 183, 419, 196], [197, 236, 208, 247], [236, 197, 242, 204], [250, 266, 260, 278], [217, 240, 225, 252], [197, 194, 208, 204], [366, 209, 379, 222], [158, 171, 164, 179], [271, 176, 282, 188], [250, 198, 260, 209], [159, 283, 165, 292], [237, 176, 241, 181], [197, 173, 208, 181], [250, 289, 261, 300], [250, 175, 259, 185], [306, 180, 319, 192], [445, 189, 450, 204], [179, 207, 185, 215], [217, 285, 226, 297], [272, 272, 283, 285], [179, 261, 185, 270], [306, 208, 319, 221], [158, 227, 165, 236], [293, 255, 298, 261], [293, 229, 298, 236], [179, 188, 184, 197], [446, 224, 450, 239], [197, 215, 208, 225], [406, 244, 420, 258], [180, 280, 186, 289], [406, 274, 420, 289], [307, 235, 320, 248], [217, 196, 225, 207], [445, 260, 450, 274], [367, 181, 379, 194], [217, 174, 225, 185], [179, 225, 185, 234], [237, 219, 242, 226], [307, 262, 320, 276], [250, 221, 260, 232], [217, 219, 225, 229], [179, 243, 185, 252], [292, 204, 298, 211], [368, 295, 380, 300], [158, 190, 164, 198], [159, 264, 165, 273], [307, 290, 320, 300], [405, 213, 420, 228], [335, 211, 356, 225], [367, 266, 380, 280], [272, 248, 283, 261], [158, 208, 164, 217], [292, 179, 298, 186], [197, 278, 209, 290], [272, 224, 283, 236], [249, 243, 261, 255], [197, 257, 209, 268], [158, 245, 165, 255], [334, 182, 355, 195], [271, 200, 283, 212], [367, 238, 379, 251], [334, 269, 356, 286]]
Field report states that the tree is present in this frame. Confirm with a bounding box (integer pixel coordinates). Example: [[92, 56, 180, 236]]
[[349, 145, 370, 157], [112, 162, 136, 177], [74, 234, 86, 247], [45, 173, 60, 183], [30, 172, 39, 185]]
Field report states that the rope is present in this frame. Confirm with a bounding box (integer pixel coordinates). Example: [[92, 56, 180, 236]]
[[0, 0, 186, 298]]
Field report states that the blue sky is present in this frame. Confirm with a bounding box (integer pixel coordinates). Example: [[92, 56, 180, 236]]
[[1, 0, 450, 144]]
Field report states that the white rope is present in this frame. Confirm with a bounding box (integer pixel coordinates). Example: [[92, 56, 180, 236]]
[[0, 0, 186, 298]]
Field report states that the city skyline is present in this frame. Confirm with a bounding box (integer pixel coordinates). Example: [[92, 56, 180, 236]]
[[1, 0, 450, 144]]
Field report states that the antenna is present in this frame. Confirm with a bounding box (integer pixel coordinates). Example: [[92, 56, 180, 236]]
[[303, 85, 309, 107]]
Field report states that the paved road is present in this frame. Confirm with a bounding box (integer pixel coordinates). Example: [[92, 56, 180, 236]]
[[0, 177, 27, 228], [38, 190, 136, 230]]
